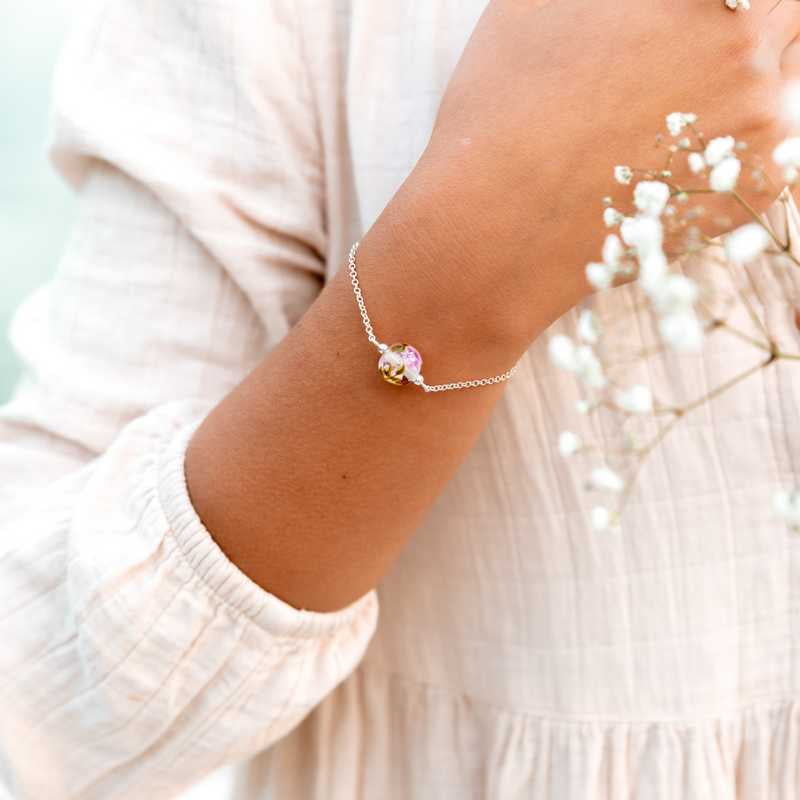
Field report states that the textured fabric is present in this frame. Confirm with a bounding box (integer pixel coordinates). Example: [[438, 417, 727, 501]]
[[1, 1, 799, 798]]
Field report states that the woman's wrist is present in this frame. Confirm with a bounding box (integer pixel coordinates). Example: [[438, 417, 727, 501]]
[[352, 148, 590, 379], [352, 206, 528, 385]]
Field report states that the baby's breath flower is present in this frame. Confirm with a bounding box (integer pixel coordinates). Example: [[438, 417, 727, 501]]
[[550, 336, 607, 389], [590, 505, 614, 531], [614, 165, 634, 185], [773, 138, 800, 165], [725, 223, 772, 265], [602, 234, 624, 268], [774, 489, 800, 530], [620, 216, 663, 255], [603, 207, 623, 228], [558, 431, 583, 457], [578, 309, 601, 344], [633, 180, 671, 218], [574, 346, 607, 389], [666, 112, 691, 137], [586, 262, 615, 290], [590, 466, 625, 492], [659, 310, 704, 352], [614, 384, 654, 414], [709, 157, 741, 192], [704, 136, 735, 167], [638, 250, 669, 294], [774, 137, 800, 183], [649, 273, 700, 315], [549, 334, 579, 372], [576, 400, 591, 415], [688, 152, 706, 174]]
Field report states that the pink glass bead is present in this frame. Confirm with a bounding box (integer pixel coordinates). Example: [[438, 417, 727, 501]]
[[378, 343, 423, 386]]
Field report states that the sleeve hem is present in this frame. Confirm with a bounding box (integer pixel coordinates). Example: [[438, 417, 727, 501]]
[[154, 403, 378, 640]]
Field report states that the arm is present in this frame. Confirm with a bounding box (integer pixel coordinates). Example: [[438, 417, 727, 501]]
[[184, 154, 568, 616], [2, 1, 797, 797], [187, 0, 800, 612]]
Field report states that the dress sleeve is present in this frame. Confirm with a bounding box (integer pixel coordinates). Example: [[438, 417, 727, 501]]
[[0, 3, 378, 799]]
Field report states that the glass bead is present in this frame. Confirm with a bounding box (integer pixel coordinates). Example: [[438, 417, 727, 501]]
[[378, 343, 423, 386]]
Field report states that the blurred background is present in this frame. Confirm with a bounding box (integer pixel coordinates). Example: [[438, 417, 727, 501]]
[[0, 2, 75, 402]]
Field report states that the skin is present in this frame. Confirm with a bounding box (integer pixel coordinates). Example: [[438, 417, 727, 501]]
[[185, 0, 800, 612]]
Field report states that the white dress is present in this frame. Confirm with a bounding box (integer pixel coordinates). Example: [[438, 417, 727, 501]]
[[1, 2, 799, 798]]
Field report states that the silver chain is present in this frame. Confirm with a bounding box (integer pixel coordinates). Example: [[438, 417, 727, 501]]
[[347, 242, 519, 393]]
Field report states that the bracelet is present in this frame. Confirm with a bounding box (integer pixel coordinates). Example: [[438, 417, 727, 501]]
[[347, 241, 519, 393]]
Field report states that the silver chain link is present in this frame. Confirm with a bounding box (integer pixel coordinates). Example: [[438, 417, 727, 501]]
[[347, 242, 519, 393]]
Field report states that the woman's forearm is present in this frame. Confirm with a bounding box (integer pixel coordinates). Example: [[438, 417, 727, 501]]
[[184, 171, 573, 613], [185, 0, 799, 612]]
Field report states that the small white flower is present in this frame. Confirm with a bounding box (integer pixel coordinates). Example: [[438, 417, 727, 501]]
[[704, 136, 735, 167], [558, 431, 583, 457], [550, 336, 606, 389], [586, 262, 615, 290], [659, 310, 704, 352], [666, 112, 688, 137], [590, 505, 613, 531], [604, 207, 623, 228], [549, 334, 578, 371], [774, 137, 800, 167], [709, 157, 741, 192], [688, 152, 706, 174], [774, 137, 800, 182], [576, 400, 591, 415], [637, 250, 669, 294], [621, 216, 664, 256], [634, 181, 671, 218], [602, 234, 624, 268], [774, 489, 800, 529], [574, 345, 607, 389], [615, 384, 654, 414], [649, 274, 700, 315], [577, 309, 601, 344], [725, 223, 772, 265], [590, 466, 626, 492], [615, 165, 634, 185]]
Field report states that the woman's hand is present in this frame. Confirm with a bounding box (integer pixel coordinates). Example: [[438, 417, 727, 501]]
[[370, 0, 800, 351]]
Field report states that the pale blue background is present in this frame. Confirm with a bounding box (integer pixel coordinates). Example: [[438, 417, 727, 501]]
[[1, 5, 75, 401]]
